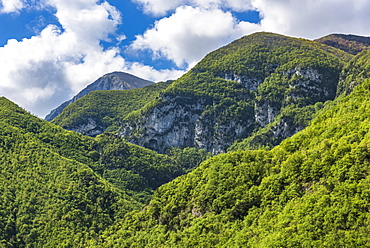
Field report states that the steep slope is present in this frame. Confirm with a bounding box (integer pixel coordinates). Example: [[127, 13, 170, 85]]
[[0, 97, 183, 247], [0, 98, 138, 247], [315, 34, 370, 55], [101, 50, 370, 247], [52, 81, 171, 136], [229, 49, 370, 151], [45, 71, 153, 121], [337, 49, 370, 96], [120, 32, 351, 154]]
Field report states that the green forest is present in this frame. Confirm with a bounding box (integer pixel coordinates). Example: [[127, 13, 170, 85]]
[[0, 32, 370, 247], [99, 49, 370, 247], [120, 32, 354, 154]]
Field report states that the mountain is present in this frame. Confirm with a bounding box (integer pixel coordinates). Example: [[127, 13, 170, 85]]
[[119, 32, 351, 154], [3, 31, 370, 247], [44, 71, 153, 121], [315, 34, 370, 55], [51, 81, 172, 136], [101, 49, 370, 247], [0, 97, 184, 246]]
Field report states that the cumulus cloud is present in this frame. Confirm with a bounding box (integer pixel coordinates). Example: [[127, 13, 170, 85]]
[[133, 0, 184, 16], [131, 6, 259, 68], [0, 0, 184, 117], [134, 0, 254, 16], [1, 0, 369, 117], [130, 0, 370, 69], [253, 0, 370, 39], [0, 0, 24, 13], [0, 0, 124, 117]]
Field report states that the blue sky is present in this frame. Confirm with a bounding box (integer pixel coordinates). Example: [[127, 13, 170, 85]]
[[0, 0, 369, 117]]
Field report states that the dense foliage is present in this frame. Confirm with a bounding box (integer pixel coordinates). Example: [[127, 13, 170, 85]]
[[100, 50, 370, 247], [1, 33, 370, 247], [0, 97, 183, 247], [337, 49, 370, 96], [52, 81, 171, 135]]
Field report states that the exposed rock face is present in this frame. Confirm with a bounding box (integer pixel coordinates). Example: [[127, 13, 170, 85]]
[[271, 117, 304, 140], [66, 33, 348, 153], [220, 72, 262, 91], [194, 114, 252, 154], [68, 118, 104, 137], [120, 95, 254, 155], [254, 101, 277, 127], [120, 67, 337, 155], [255, 68, 329, 127], [45, 72, 153, 121], [120, 97, 204, 153]]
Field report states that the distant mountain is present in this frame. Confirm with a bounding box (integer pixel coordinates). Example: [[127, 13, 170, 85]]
[[51, 81, 172, 136], [45, 71, 153, 121], [315, 34, 370, 55]]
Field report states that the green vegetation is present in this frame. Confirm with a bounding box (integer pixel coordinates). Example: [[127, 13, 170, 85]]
[[1, 33, 370, 247], [52, 81, 172, 135], [0, 97, 183, 247], [100, 50, 370, 247], [120, 32, 352, 154], [167, 147, 212, 172], [337, 49, 370, 96], [229, 101, 326, 151]]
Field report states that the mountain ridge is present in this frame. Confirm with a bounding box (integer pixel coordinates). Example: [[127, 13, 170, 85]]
[[101, 49, 370, 247], [45, 71, 153, 121], [51, 81, 171, 136], [118, 32, 351, 154], [1, 32, 370, 247], [0, 96, 186, 246], [315, 33, 370, 55]]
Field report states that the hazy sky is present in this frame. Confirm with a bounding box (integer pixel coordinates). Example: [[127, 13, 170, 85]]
[[0, 0, 369, 117]]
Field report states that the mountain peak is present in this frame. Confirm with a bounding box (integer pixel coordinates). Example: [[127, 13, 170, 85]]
[[45, 71, 153, 121]]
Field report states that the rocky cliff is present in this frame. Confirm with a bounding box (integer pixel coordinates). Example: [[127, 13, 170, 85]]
[[45, 71, 153, 121], [119, 32, 351, 154]]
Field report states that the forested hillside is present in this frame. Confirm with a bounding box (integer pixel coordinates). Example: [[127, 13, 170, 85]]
[[1, 32, 370, 247], [100, 49, 370, 247], [119, 32, 352, 154], [0, 97, 184, 247]]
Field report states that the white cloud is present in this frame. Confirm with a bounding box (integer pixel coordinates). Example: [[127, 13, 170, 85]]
[[134, 0, 254, 16], [133, 0, 183, 16], [0, 0, 184, 117], [130, 0, 370, 69], [252, 0, 370, 39], [1, 0, 369, 118], [131, 6, 259, 68], [0, 0, 24, 13], [128, 62, 185, 82]]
